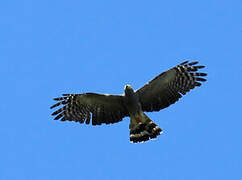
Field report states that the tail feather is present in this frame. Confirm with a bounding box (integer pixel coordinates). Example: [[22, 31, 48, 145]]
[[130, 113, 162, 143]]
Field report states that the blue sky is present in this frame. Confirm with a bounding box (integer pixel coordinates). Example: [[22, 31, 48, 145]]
[[1, 0, 242, 179]]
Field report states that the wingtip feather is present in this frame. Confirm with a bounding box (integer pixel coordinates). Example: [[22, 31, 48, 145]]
[[180, 60, 189, 65], [188, 61, 199, 66]]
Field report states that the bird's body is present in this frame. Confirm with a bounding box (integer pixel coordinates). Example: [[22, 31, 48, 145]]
[[124, 85, 140, 115], [124, 85, 162, 142], [51, 61, 207, 143]]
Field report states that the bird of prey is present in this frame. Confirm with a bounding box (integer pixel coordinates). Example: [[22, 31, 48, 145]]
[[50, 61, 207, 143]]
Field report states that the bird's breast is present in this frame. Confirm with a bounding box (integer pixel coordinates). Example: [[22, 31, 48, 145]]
[[124, 95, 142, 115]]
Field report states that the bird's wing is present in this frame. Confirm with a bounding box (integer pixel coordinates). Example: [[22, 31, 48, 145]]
[[136, 61, 207, 112], [50, 93, 129, 125]]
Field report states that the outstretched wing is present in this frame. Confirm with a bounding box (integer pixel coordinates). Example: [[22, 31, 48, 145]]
[[136, 61, 207, 112], [50, 93, 129, 125]]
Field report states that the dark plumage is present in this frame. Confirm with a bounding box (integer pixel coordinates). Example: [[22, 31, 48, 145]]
[[51, 61, 207, 143]]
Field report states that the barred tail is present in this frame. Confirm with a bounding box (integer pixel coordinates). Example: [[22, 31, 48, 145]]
[[129, 112, 162, 143]]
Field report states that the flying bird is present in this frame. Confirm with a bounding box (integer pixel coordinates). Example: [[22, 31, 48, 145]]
[[50, 61, 207, 143]]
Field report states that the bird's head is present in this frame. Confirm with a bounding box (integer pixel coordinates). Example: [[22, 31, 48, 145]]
[[124, 84, 134, 96]]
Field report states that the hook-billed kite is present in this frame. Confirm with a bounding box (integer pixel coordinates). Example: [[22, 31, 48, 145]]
[[50, 61, 207, 143]]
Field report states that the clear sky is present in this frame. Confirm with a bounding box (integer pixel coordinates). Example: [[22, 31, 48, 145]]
[[1, 0, 242, 179]]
